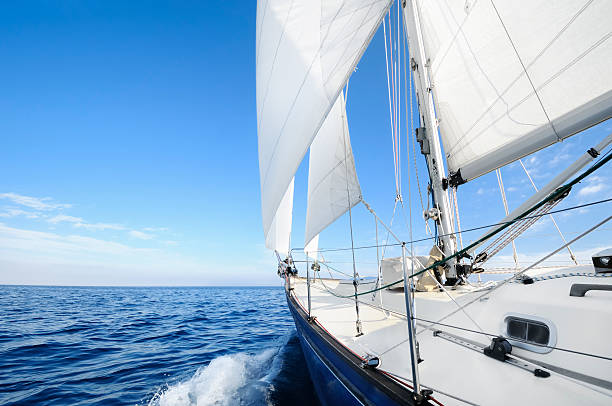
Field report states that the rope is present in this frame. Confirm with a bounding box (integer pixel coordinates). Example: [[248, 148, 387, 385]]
[[402, 16, 430, 236], [315, 167, 612, 299], [510, 272, 612, 283], [520, 159, 578, 265], [452, 188, 464, 250], [342, 86, 361, 335], [476, 192, 564, 266], [416, 215, 612, 335], [495, 168, 519, 268], [294, 196, 612, 254]]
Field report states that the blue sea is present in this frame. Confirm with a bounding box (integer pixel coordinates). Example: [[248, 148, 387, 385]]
[[0, 285, 320, 405]]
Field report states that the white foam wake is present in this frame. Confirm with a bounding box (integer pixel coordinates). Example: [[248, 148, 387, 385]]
[[148, 339, 288, 406]]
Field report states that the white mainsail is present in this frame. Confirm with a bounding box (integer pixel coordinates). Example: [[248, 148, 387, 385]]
[[305, 94, 361, 247], [415, 0, 612, 183], [265, 178, 294, 256], [256, 0, 391, 245]]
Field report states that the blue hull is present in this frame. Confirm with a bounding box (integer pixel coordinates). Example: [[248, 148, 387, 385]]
[[286, 290, 416, 406]]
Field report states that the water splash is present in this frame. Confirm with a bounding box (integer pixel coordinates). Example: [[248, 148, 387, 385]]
[[148, 337, 290, 406]]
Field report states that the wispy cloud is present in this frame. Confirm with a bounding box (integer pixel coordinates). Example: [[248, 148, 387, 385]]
[[0, 193, 71, 211], [143, 227, 168, 232], [578, 175, 605, 197], [0, 208, 40, 219], [129, 230, 154, 240], [0, 224, 233, 286], [75, 222, 126, 231], [2, 191, 169, 242], [47, 214, 126, 231], [48, 214, 83, 224]]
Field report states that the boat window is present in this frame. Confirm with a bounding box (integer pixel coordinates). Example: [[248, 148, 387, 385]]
[[506, 317, 550, 346]]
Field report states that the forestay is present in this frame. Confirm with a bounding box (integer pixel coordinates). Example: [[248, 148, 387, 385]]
[[256, 0, 391, 245], [265, 178, 294, 255], [305, 94, 361, 247], [416, 0, 612, 183]]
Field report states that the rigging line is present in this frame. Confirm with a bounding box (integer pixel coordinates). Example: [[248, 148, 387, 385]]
[[396, 0, 402, 197], [520, 159, 578, 265], [400, 9, 414, 239], [299, 197, 612, 254], [425, 268, 485, 333], [373, 210, 383, 305], [309, 152, 612, 296], [383, 18, 398, 194], [416, 215, 612, 335], [391, 5, 402, 197], [388, 11, 398, 194], [377, 200, 399, 270], [319, 260, 353, 278], [381, 370, 479, 406], [489, 0, 560, 141], [402, 11, 431, 236], [452, 188, 464, 249], [496, 168, 519, 268], [362, 199, 403, 244], [413, 317, 612, 362], [342, 92, 362, 336]]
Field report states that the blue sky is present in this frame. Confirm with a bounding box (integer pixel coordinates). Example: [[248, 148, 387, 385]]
[[1, 1, 610, 285]]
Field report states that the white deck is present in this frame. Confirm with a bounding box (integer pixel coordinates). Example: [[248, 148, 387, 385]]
[[290, 267, 612, 405]]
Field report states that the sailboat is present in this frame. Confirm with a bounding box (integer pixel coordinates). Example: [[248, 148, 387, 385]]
[[256, 1, 612, 404]]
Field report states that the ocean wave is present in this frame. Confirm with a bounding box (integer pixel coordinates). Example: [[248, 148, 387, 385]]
[[148, 336, 290, 406]]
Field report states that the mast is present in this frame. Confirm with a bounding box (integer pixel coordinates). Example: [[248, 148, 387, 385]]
[[402, 0, 457, 277]]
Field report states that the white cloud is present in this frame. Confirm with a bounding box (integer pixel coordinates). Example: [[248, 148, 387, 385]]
[[0, 192, 71, 211], [0, 208, 40, 218], [48, 214, 84, 224], [578, 183, 604, 196], [47, 214, 125, 231], [578, 176, 606, 197], [0, 224, 259, 286], [0, 223, 149, 259], [74, 222, 126, 231], [143, 227, 168, 232], [129, 230, 154, 240]]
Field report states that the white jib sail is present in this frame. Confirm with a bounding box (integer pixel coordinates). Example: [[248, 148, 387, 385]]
[[256, 0, 391, 243], [415, 0, 612, 182], [265, 178, 294, 256], [305, 234, 319, 262], [305, 94, 361, 248]]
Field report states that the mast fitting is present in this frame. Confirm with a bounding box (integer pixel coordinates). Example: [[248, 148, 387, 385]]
[[448, 170, 465, 187], [415, 127, 430, 155], [410, 57, 417, 71]]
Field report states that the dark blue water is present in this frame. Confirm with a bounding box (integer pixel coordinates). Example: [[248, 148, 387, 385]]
[[0, 285, 320, 405]]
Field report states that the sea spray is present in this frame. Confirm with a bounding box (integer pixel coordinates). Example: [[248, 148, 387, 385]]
[[148, 336, 291, 406]]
